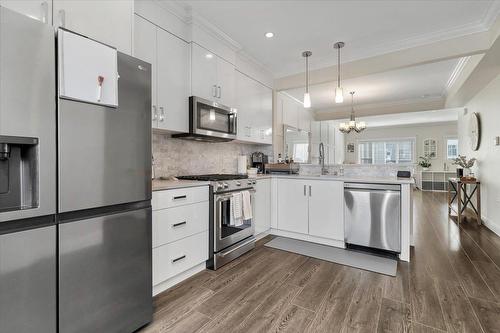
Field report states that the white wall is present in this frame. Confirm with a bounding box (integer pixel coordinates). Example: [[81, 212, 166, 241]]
[[343, 122, 458, 171], [458, 74, 500, 236]]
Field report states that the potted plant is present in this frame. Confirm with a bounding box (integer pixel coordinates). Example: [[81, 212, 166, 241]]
[[452, 155, 477, 180], [418, 156, 431, 171]]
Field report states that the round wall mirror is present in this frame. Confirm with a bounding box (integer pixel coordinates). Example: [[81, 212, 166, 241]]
[[469, 112, 481, 151]]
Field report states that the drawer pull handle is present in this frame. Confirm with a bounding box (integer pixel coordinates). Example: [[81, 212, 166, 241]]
[[172, 255, 186, 263], [172, 221, 187, 228], [173, 195, 187, 200]]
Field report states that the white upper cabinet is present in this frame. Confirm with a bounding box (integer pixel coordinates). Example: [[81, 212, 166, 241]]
[[191, 43, 235, 107], [308, 180, 344, 240], [0, 0, 52, 24], [236, 71, 272, 144], [134, 15, 157, 128], [53, 0, 133, 55], [191, 43, 218, 102], [156, 28, 189, 133], [134, 15, 189, 133]]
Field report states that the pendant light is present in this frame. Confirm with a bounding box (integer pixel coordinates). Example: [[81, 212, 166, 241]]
[[339, 91, 366, 133], [334, 42, 345, 103], [302, 51, 312, 108]]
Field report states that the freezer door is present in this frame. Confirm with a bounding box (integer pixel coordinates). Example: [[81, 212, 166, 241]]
[[0, 7, 56, 222], [58, 53, 152, 212], [344, 187, 401, 252], [0, 226, 56, 333], [59, 207, 152, 333]]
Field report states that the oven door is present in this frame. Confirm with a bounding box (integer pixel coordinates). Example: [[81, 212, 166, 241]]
[[191, 96, 237, 140], [214, 190, 255, 252]]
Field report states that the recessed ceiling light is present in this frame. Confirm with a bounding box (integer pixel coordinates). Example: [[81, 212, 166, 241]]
[[265, 32, 274, 38], [205, 53, 213, 59]]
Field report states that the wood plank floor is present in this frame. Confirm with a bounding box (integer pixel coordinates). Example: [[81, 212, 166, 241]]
[[138, 191, 500, 333]]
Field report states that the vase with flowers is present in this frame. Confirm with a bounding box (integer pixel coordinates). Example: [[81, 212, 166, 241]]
[[418, 156, 431, 171], [452, 155, 477, 180]]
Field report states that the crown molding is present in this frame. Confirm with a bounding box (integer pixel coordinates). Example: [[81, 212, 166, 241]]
[[155, 0, 191, 23]]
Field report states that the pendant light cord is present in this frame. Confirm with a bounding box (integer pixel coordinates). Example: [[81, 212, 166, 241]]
[[337, 46, 341, 88], [306, 55, 309, 93]]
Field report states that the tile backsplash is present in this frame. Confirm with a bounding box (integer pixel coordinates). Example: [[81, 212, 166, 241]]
[[153, 134, 273, 177]]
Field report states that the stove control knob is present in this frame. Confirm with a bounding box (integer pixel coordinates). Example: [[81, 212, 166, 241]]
[[247, 181, 252, 185], [223, 182, 229, 188], [236, 181, 241, 186], [252, 180, 256, 185]]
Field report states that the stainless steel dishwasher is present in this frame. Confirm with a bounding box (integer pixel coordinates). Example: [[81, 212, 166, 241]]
[[344, 183, 401, 253]]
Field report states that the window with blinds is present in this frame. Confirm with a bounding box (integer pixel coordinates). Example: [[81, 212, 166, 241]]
[[358, 138, 416, 164]]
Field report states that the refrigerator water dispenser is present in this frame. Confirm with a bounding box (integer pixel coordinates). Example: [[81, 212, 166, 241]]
[[0, 136, 39, 213]]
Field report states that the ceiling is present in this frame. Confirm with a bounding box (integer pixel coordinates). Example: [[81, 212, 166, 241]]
[[349, 108, 459, 128], [179, 0, 499, 77], [285, 57, 461, 111]]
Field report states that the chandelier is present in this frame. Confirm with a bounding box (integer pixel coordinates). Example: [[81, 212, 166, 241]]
[[339, 91, 366, 133]]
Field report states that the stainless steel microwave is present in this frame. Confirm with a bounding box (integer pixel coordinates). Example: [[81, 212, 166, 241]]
[[172, 96, 237, 142]]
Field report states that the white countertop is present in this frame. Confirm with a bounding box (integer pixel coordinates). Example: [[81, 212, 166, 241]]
[[152, 178, 210, 191], [256, 174, 415, 185]]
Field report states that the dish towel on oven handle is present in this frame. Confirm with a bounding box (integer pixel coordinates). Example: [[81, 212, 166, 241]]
[[242, 190, 253, 221], [231, 191, 244, 226]]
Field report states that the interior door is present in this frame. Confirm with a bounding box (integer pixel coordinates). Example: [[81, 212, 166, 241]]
[[156, 28, 189, 132], [277, 179, 308, 234], [308, 180, 344, 240], [191, 43, 217, 101], [134, 15, 158, 128], [58, 53, 152, 212], [59, 207, 152, 333]]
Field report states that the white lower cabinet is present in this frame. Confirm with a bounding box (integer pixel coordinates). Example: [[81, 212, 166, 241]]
[[254, 178, 271, 234], [153, 230, 208, 285], [308, 180, 344, 240], [277, 179, 344, 242], [152, 186, 209, 294], [277, 179, 309, 234]]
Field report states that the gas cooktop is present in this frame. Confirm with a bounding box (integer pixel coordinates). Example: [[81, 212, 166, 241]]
[[177, 174, 249, 181]]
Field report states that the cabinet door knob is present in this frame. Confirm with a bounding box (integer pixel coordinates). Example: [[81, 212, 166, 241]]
[[217, 86, 221, 98], [309, 185, 312, 197], [212, 85, 217, 97], [159, 106, 165, 122], [303, 185, 306, 196], [152, 106, 158, 121], [41, 2, 49, 24]]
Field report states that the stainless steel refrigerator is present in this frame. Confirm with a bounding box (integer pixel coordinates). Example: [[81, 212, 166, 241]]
[[0, 7, 57, 333], [56, 42, 153, 332]]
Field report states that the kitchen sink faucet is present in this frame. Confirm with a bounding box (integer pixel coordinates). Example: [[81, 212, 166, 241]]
[[319, 142, 328, 175]]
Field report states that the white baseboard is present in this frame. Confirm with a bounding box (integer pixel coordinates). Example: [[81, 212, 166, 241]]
[[153, 262, 206, 296], [482, 215, 500, 237], [269, 229, 345, 248], [254, 230, 270, 242]]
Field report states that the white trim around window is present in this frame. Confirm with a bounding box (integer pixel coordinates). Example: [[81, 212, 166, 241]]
[[357, 137, 417, 165]]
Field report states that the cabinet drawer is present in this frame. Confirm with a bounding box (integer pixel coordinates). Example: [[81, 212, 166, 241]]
[[152, 186, 209, 210], [153, 201, 209, 247], [152, 231, 208, 285]]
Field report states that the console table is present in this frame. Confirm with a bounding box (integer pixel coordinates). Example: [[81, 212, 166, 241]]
[[447, 178, 481, 225]]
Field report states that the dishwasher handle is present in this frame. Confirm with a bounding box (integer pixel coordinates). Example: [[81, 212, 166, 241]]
[[344, 183, 400, 191]]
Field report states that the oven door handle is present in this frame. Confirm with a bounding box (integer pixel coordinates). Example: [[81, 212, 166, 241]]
[[216, 189, 256, 202], [219, 237, 255, 258]]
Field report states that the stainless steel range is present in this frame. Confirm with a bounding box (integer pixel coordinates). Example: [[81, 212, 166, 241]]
[[177, 174, 256, 269]]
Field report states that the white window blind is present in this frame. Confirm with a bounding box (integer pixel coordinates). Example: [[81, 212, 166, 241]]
[[358, 138, 415, 164]]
